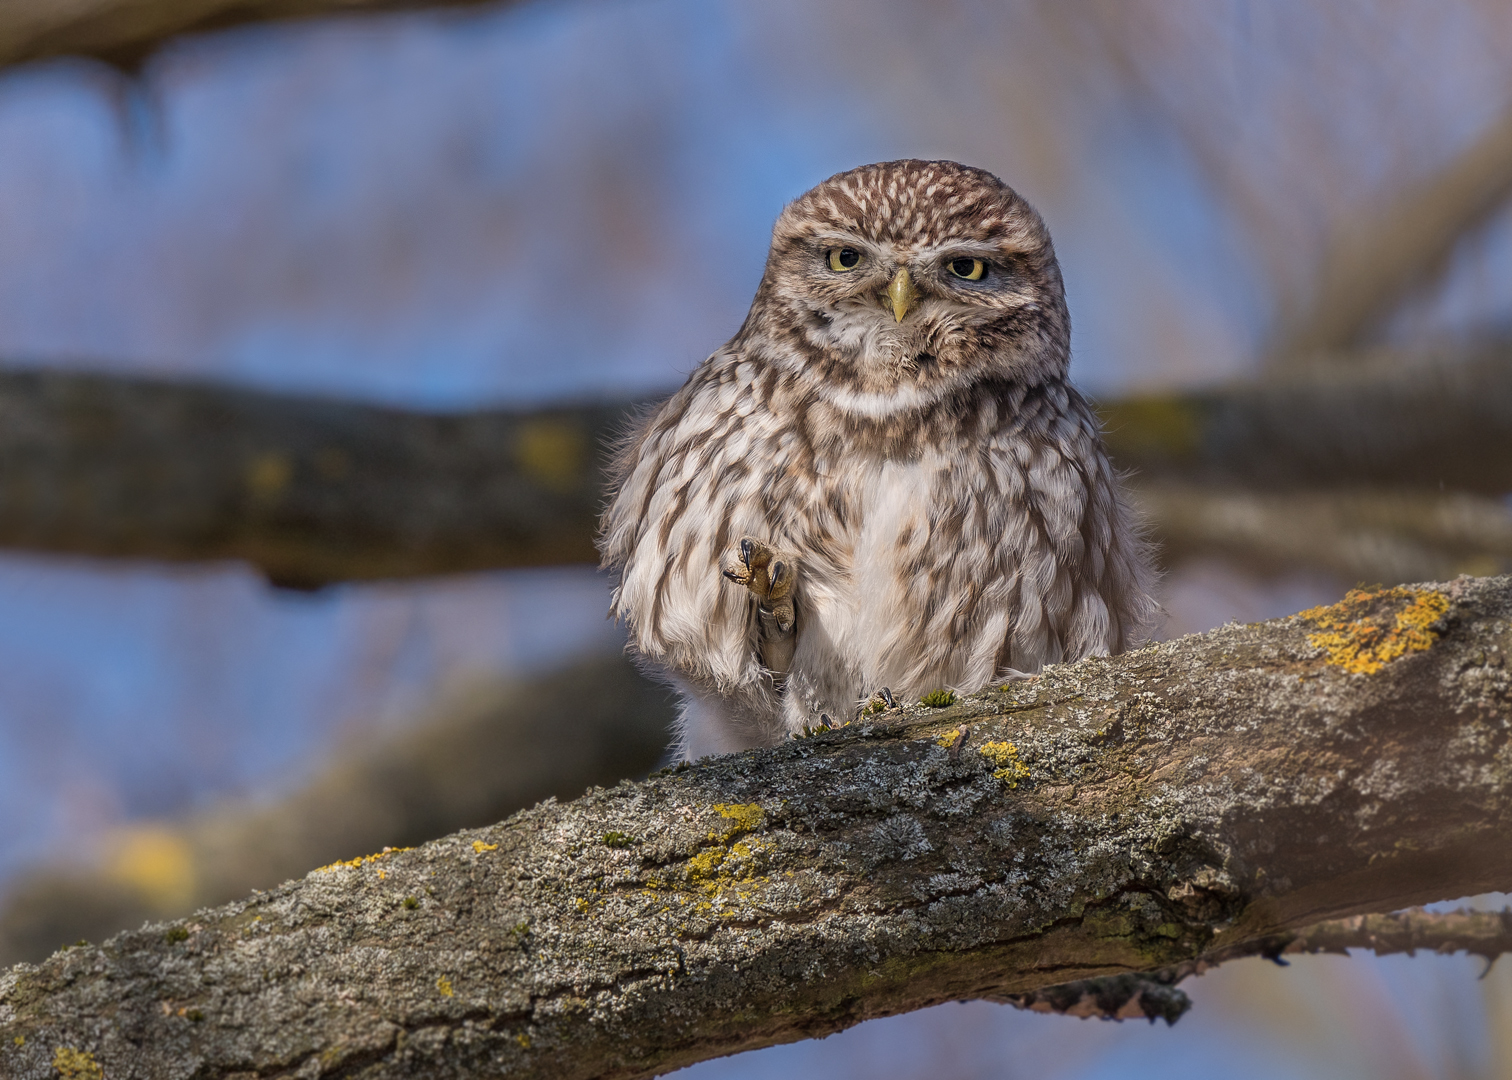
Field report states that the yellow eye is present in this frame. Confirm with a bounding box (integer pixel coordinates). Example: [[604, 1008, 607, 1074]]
[[827, 247, 863, 272], [948, 257, 986, 281]]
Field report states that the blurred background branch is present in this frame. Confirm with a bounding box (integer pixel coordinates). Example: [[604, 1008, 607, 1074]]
[[1004, 907, 1512, 1023], [0, 369, 621, 587], [0, 653, 675, 965], [0, 0, 513, 70], [1266, 104, 1512, 364], [0, 351, 1506, 587]]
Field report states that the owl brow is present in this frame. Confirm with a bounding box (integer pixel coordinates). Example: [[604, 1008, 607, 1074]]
[[807, 233, 881, 252]]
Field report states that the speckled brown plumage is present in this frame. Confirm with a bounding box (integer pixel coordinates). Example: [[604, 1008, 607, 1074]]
[[600, 160, 1157, 758]]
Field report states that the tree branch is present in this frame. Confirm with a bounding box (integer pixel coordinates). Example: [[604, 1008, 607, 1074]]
[[0, 369, 626, 587], [1096, 347, 1512, 496], [0, 355, 1506, 585], [2, 575, 1509, 1079], [1005, 906, 1512, 1023], [0, 653, 676, 967], [0, 0, 517, 71], [1136, 484, 1512, 585], [1267, 103, 1512, 362]]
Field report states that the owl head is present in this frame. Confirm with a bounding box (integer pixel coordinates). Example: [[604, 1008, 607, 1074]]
[[746, 160, 1070, 416]]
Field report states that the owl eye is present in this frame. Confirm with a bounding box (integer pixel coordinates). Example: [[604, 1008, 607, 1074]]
[[827, 247, 863, 272], [948, 257, 986, 281]]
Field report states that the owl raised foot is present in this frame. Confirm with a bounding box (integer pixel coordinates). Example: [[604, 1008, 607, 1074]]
[[722, 536, 798, 673]]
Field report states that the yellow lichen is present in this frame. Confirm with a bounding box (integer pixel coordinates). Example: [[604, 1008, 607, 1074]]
[[52, 1047, 103, 1080], [1299, 587, 1450, 675], [709, 803, 764, 842], [436, 976, 454, 998], [515, 1032, 532, 1050], [13, 1035, 23, 1047], [315, 846, 412, 873], [934, 727, 970, 753], [472, 840, 498, 853], [687, 848, 726, 881], [686, 837, 769, 896], [977, 740, 1031, 788]]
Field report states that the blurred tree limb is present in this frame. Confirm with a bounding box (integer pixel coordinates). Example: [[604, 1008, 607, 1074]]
[[0, 369, 627, 588], [1068, 5, 1512, 366], [0, 0, 513, 71], [0, 653, 677, 967], [1135, 485, 1512, 585], [0, 354, 1507, 586], [1268, 103, 1512, 361], [2, 576, 1510, 1078], [1095, 347, 1512, 495]]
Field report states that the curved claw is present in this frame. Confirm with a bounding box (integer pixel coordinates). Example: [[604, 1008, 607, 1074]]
[[724, 535, 799, 637]]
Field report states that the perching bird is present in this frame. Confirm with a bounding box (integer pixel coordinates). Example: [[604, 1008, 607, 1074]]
[[599, 160, 1156, 759]]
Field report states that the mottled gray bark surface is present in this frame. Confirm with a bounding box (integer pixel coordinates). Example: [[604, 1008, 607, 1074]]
[[2, 575, 1509, 1079]]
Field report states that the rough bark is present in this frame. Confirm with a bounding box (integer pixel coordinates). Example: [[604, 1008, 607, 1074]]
[[2, 575, 1509, 1079], [0, 0, 515, 71], [1004, 905, 1512, 1022], [0, 354, 1507, 585]]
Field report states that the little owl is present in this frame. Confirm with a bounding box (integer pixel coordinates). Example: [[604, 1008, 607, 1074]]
[[599, 160, 1156, 759]]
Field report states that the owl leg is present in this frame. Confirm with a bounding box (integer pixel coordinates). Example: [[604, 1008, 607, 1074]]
[[722, 536, 798, 675]]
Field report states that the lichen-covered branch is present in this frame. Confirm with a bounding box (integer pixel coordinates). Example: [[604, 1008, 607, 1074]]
[[2, 576, 1509, 1079]]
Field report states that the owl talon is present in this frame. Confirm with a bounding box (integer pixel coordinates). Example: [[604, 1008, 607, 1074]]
[[723, 535, 796, 605], [724, 535, 800, 670], [766, 559, 796, 630]]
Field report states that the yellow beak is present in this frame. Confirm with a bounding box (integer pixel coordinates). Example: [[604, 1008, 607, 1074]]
[[886, 266, 919, 322]]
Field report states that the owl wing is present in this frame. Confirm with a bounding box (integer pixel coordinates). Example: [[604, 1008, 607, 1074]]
[[599, 352, 786, 692]]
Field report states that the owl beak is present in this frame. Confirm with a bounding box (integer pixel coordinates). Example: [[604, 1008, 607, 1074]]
[[886, 267, 919, 322]]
